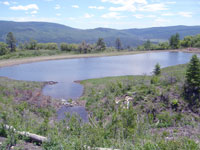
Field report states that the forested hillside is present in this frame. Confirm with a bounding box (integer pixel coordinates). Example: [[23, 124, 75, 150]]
[[0, 21, 200, 47]]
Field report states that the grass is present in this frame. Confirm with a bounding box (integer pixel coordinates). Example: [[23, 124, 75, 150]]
[[79, 63, 200, 148], [0, 63, 200, 149]]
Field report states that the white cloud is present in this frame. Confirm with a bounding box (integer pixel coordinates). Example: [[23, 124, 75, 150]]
[[102, 0, 147, 12], [102, 0, 168, 12], [10, 4, 39, 11], [139, 3, 168, 12], [155, 17, 170, 24], [72, 5, 79, 8], [133, 14, 144, 19], [101, 12, 126, 19], [56, 13, 61, 16], [147, 15, 156, 18], [178, 12, 193, 18], [0, 17, 60, 23], [133, 14, 156, 19], [161, 13, 174, 16], [166, 1, 176, 4], [30, 10, 38, 14], [89, 6, 105, 10], [84, 13, 94, 18], [54, 4, 60, 10], [2, 1, 10, 5], [109, 5, 136, 12], [101, 0, 147, 5]]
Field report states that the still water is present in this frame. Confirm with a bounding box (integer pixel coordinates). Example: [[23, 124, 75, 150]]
[[0, 52, 194, 121]]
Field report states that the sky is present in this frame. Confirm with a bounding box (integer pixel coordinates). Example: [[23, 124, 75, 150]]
[[0, 0, 200, 29]]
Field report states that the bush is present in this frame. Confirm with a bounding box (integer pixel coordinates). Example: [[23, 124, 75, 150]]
[[184, 55, 200, 106], [154, 63, 161, 76], [0, 42, 8, 56]]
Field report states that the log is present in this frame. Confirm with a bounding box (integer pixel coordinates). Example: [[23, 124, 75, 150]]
[[3, 125, 120, 149], [4, 125, 47, 143]]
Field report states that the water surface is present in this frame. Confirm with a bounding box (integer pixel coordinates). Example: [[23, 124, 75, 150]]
[[0, 52, 194, 121]]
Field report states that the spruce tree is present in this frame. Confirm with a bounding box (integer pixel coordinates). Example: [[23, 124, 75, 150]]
[[185, 54, 200, 106], [154, 63, 161, 76], [96, 38, 106, 51], [6, 32, 16, 52], [115, 38, 122, 50]]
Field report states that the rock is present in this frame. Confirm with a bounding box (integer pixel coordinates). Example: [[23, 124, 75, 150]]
[[125, 96, 133, 108], [125, 96, 133, 102], [115, 97, 122, 104]]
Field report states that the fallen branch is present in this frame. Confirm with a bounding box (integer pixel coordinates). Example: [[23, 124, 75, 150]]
[[3, 125, 120, 149], [4, 125, 47, 143]]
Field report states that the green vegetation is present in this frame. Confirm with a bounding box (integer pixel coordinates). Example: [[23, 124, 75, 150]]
[[169, 33, 180, 49], [1, 56, 200, 149], [1, 21, 200, 48], [137, 33, 200, 50], [184, 55, 200, 108], [0, 42, 8, 56], [154, 63, 161, 76], [6, 32, 16, 52], [0, 31, 200, 61], [115, 38, 122, 50]]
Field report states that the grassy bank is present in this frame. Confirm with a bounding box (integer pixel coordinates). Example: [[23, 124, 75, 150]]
[[79, 63, 200, 149], [0, 63, 200, 149]]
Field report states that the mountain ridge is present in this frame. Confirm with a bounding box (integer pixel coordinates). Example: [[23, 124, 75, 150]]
[[0, 20, 200, 47]]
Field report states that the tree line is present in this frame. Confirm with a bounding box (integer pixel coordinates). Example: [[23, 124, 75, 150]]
[[137, 33, 200, 50], [0, 32, 125, 56], [1, 32, 200, 56]]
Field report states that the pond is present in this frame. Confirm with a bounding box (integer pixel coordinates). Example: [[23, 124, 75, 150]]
[[0, 52, 194, 121]]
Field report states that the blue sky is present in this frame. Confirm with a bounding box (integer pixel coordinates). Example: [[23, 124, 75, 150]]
[[0, 0, 199, 29]]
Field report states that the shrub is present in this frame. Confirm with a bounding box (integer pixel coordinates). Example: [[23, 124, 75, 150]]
[[153, 63, 161, 76], [184, 55, 200, 106], [0, 42, 8, 56]]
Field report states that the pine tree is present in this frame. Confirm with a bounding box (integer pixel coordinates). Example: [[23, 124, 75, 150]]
[[169, 33, 180, 49], [144, 40, 151, 50], [154, 63, 161, 76], [115, 38, 122, 50], [184, 55, 200, 105], [6, 32, 16, 52], [96, 38, 106, 51]]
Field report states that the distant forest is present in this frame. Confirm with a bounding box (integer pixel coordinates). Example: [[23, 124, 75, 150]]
[[0, 31, 200, 56], [1, 21, 200, 47]]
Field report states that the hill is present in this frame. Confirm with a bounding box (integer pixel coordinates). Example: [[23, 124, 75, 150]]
[[0, 20, 200, 47]]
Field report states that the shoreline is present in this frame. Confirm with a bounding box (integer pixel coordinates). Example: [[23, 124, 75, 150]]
[[0, 49, 185, 68]]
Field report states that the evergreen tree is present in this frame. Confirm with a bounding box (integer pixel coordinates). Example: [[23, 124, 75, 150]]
[[96, 38, 106, 51], [6, 32, 16, 52], [184, 55, 200, 106], [115, 38, 122, 50], [29, 39, 37, 50], [169, 33, 180, 49], [153, 63, 161, 76], [144, 40, 151, 50]]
